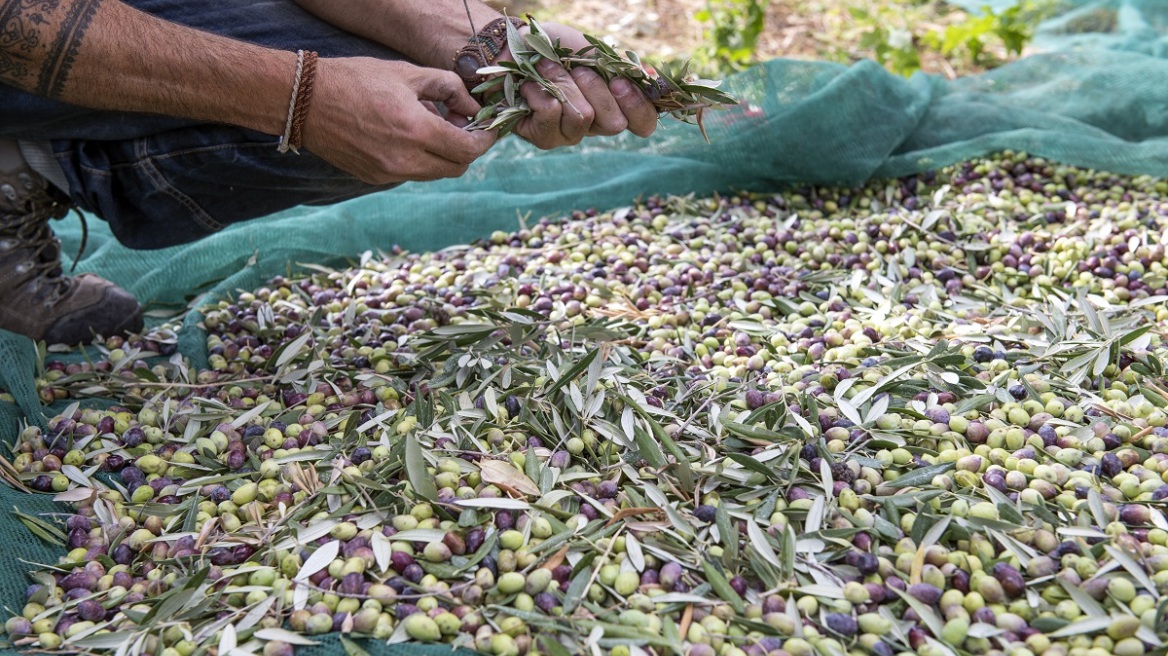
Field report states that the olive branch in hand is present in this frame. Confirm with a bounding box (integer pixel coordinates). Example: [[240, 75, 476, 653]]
[[465, 15, 740, 142]]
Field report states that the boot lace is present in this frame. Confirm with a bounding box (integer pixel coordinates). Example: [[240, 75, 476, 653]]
[[1, 178, 79, 305]]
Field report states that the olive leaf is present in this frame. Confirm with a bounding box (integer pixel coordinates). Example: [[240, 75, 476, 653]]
[[467, 14, 737, 136], [699, 560, 745, 614], [295, 540, 339, 582], [479, 459, 541, 496], [404, 433, 438, 501]]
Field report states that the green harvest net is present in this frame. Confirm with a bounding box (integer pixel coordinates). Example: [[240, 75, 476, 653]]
[[4, 1, 1168, 654]]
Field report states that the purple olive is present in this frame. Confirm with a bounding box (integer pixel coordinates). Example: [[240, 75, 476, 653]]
[[6, 617, 33, 636], [68, 528, 90, 550], [924, 407, 949, 424], [992, 563, 1026, 598], [60, 571, 97, 592], [112, 544, 134, 566], [534, 592, 558, 613], [855, 552, 879, 576], [390, 551, 415, 573], [465, 527, 486, 554], [122, 427, 145, 447], [660, 562, 683, 590], [350, 447, 372, 465], [972, 607, 995, 625], [907, 582, 942, 605], [825, 612, 858, 636], [728, 575, 748, 596], [402, 563, 424, 583], [77, 600, 106, 622], [340, 572, 365, 596]]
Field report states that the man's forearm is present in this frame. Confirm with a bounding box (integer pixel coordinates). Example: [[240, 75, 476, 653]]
[[292, 0, 504, 71], [1, 0, 295, 136]]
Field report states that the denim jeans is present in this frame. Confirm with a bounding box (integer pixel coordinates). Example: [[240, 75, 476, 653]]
[[0, 0, 405, 249]]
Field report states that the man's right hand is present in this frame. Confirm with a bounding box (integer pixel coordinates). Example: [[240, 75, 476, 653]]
[[304, 57, 498, 185], [0, 1, 496, 187]]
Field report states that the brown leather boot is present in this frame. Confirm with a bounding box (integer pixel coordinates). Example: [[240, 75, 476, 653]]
[[0, 151, 143, 345]]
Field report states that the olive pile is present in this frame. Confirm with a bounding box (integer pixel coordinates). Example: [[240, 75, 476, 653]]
[[5, 151, 1168, 656]]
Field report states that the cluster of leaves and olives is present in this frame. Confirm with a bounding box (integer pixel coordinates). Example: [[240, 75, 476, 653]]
[[5, 152, 1168, 656]]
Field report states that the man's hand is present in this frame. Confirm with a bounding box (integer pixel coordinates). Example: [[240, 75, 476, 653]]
[[0, 0, 495, 185], [290, 2, 658, 150], [503, 23, 659, 149], [304, 58, 498, 185]]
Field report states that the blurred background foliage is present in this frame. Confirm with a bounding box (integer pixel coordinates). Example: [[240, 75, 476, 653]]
[[488, 0, 1063, 78]]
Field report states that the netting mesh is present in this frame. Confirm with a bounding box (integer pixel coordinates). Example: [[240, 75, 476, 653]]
[[4, 1, 1168, 653]]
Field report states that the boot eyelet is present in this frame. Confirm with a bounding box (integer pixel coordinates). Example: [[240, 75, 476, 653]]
[[1, 184, 16, 201]]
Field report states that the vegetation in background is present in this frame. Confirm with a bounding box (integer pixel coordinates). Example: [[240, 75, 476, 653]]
[[692, 0, 771, 73], [848, 1, 1056, 76], [689, 0, 1056, 77]]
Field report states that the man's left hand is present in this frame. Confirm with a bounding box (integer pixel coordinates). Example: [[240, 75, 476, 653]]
[[502, 23, 659, 149]]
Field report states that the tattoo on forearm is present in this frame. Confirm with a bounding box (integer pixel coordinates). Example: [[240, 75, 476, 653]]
[[0, 0, 54, 85], [36, 0, 99, 97], [0, 0, 102, 98]]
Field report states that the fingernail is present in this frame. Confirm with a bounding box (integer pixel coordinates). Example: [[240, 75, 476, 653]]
[[537, 58, 558, 75], [611, 78, 633, 97]]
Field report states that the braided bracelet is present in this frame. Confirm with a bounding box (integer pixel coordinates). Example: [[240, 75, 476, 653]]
[[453, 17, 527, 95], [278, 49, 319, 154]]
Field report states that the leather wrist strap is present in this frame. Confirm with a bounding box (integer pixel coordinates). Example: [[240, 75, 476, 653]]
[[453, 17, 527, 95], [278, 50, 319, 154]]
